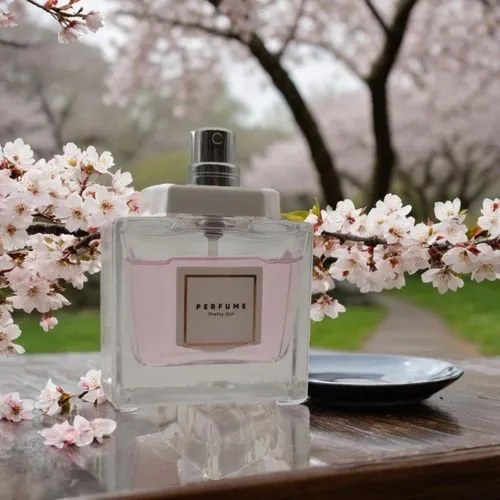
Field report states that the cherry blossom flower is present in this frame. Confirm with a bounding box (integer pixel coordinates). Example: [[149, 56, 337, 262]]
[[400, 245, 431, 274], [10, 279, 52, 313], [421, 267, 464, 294], [305, 212, 323, 235], [84, 11, 104, 33], [40, 314, 58, 332], [56, 142, 84, 169], [58, 20, 87, 44], [110, 170, 133, 195], [86, 186, 129, 226], [39, 421, 77, 448], [0, 320, 25, 355], [434, 198, 465, 223], [321, 200, 363, 234], [382, 214, 415, 244], [0, 219, 29, 251], [442, 246, 477, 273], [72, 415, 95, 447], [433, 219, 469, 244], [40, 417, 116, 448], [83, 146, 114, 174], [0, 392, 34, 422], [0, 9, 16, 27], [91, 418, 117, 443], [470, 244, 500, 282], [375, 194, 412, 218], [478, 198, 500, 238], [403, 223, 439, 246], [54, 192, 89, 232], [79, 369, 106, 404], [0, 169, 19, 197], [21, 169, 52, 207], [310, 294, 346, 321], [329, 247, 368, 283], [36, 379, 67, 416], [1, 139, 34, 170]]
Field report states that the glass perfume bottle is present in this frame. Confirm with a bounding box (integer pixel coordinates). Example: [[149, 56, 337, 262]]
[[101, 127, 313, 408]]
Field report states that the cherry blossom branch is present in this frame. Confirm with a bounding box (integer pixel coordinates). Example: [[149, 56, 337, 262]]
[[18, 0, 104, 42], [323, 231, 499, 250], [26, 224, 100, 254], [323, 231, 386, 246], [65, 232, 100, 255], [25, 0, 84, 22], [0, 138, 136, 355], [27, 223, 86, 237]]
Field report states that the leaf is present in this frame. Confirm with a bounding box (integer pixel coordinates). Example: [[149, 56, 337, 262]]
[[311, 199, 321, 217], [281, 210, 309, 222], [468, 224, 487, 239]]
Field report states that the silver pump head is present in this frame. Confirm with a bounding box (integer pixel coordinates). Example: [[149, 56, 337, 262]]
[[189, 127, 240, 187]]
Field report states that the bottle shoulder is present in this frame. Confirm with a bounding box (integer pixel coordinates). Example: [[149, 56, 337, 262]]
[[107, 215, 313, 236]]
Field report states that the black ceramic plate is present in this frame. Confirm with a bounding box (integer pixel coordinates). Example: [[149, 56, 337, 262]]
[[308, 351, 463, 408]]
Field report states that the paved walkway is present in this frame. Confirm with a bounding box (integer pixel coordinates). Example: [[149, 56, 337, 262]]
[[361, 296, 481, 360]]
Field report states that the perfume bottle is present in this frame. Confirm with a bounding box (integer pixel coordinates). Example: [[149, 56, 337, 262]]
[[101, 127, 313, 408]]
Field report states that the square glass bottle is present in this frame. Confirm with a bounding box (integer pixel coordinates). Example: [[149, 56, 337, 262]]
[[101, 128, 313, 408]]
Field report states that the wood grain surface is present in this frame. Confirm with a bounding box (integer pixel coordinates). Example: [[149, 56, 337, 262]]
[[1, 354, 500, 500]]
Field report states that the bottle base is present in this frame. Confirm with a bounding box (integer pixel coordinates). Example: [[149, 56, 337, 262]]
[[105, 379, 308, 411]]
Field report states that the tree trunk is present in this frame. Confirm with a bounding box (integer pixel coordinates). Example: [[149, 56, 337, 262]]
[[246, 36, 344, 207], [207, 0, 344, 207], [367, 80, 396, 208], [365, 0, 420, 207]]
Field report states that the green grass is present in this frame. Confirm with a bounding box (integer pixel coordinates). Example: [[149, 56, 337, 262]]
[[131, 150, 190, 190], [16, 304, 386, 354], [394, 278, 500, 355], [310, 305, 387, 351], [15, 311, 100, 354]]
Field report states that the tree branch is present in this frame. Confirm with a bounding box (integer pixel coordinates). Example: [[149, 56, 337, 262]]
[[366, 0, 420, 84], [118, 1, 345, 206], [26, 223, 100, 255], [324, 231, 499, 251], [276, 0, 307, 59], [366, 0, 420, 207], [363, 0, 390, 36], [0, 38, 31, 48], [292, 37, 363, 79], [27, 223, 86, 237]]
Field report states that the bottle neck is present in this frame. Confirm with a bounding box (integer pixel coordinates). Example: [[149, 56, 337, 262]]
[[188, 162, 241, 187]]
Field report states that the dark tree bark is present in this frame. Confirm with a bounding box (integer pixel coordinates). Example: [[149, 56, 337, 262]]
[[126, 1, 346, 207], [244, 35, 344, 206], [364, 0, 420, 207], [207, 0, 344, 206]]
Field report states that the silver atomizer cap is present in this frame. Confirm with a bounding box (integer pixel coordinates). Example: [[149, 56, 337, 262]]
[[189, 127, 240, 187]]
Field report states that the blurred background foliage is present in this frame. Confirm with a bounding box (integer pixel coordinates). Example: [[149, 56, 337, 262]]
[[1, 1, 498, 353]]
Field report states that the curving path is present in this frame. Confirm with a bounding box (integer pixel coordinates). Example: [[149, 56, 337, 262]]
[[360, 296, 481, 360]]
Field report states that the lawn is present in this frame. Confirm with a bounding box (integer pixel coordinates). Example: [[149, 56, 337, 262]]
[[394, 278, 500, 355], [15, 311, 100, 354], [15, 305, 387, 354], [309, 305, 387, 351]]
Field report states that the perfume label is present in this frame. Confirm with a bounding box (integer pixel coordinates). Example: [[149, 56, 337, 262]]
[[176, 267, 262, 348]]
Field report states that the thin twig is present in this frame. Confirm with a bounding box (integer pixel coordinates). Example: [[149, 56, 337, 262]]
[[363, 0, 390, 36], [324, 231, 386, 246], [277, 0, 307, 59]]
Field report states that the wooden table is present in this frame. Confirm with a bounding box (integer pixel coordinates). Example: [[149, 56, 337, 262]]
[[2, 354, 500, 500]]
